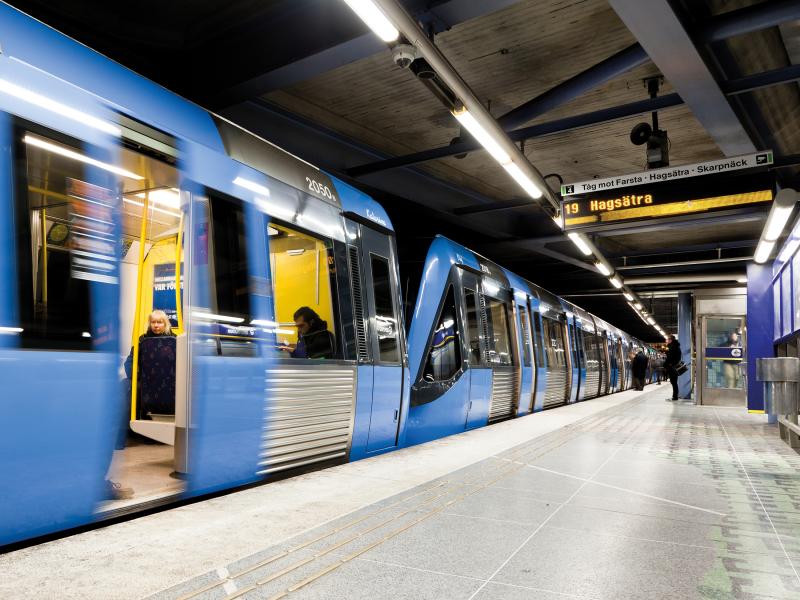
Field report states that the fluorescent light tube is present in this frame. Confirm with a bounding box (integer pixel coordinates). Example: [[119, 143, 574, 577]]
[[764, 204, 794, 241], [503, 162, 543, 199], [595, 262, 611, 276], [778, 238, 800, 263], [736, 276, 747, 283], [623, 292, 634, 301], [342, 0, 399, 42], [634, 303, 643, 310], [567, 232, 592, 256], [754, 239, 775, 264], [609, 276, 622, 289], [24, 135, 143, 180], [135, 188, 180, 209], [0, 326, 23, 334], [233, 176, 270, 196], [191, 311, 244, 324], [0, 79, 121, 136], [647, 317, 655, 325], [452, 106, 510, 165]]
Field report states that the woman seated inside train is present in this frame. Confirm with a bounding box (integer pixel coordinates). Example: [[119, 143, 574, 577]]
[[124, 309, 177, 418], [285, 306, 335, 359]]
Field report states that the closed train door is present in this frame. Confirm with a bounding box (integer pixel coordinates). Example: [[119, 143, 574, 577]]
[[516, 298, 536, 416], [0, 77, 122, 544], [360, 225, 404, 452], [460, 270, 491, 428]]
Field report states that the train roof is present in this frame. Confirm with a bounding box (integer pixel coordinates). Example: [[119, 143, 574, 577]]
[[0, 2, 393, 231]]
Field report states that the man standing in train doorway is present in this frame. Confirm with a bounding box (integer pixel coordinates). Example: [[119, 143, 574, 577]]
[[664, 335, 682, 401]]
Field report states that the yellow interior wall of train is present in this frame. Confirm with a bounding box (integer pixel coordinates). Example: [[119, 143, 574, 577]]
[[133, 237, 182, 343], [270, 225, 333, 345]]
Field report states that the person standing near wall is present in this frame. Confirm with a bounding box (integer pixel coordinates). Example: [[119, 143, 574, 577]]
[[664, 335, 682, 401]]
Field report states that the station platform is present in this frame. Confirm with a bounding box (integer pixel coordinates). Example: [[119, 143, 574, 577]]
[[3, 386, 799, 600]]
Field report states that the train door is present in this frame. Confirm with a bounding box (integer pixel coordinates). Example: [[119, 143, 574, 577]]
[[360, 226, 404, 452], [461, 271, 491, 429], [516, 299, 536, 415], [0, 93, 122, 544], [484, 288, 519, 423]]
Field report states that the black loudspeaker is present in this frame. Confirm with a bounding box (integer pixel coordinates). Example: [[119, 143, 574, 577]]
[[630, 122, 652, 146]]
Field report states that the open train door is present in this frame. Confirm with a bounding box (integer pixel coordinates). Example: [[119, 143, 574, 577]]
[[0, 64, 123, 544]]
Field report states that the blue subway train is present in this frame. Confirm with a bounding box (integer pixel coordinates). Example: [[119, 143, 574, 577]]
[[0, 3, 653, 547]]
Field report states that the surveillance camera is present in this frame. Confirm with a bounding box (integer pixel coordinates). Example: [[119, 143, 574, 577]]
[[630, 122, 652, 146], [391, 44, 417, 69]]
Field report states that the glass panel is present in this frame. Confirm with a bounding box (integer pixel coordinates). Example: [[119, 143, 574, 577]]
[[794, 253, 800, 333], [531, 312, 545, 368], [782, 268, 792, 337], [370, 254, 400, 363], [464, 288, 482, 366], [705, 317, 743, 390], [14, 128, 117, 350], [519, 308, 532, 367], [774, 280, 781, 340], [423, 286, 461, 381], [485, 297, 513, 366], [269, 222, 339, 359], [542, 317, 566, 368], [204, 193, 255, 357]]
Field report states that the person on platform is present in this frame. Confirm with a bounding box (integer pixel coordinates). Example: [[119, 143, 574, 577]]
[[722, 331, 742, 388], [664, 335, 682, 401], [289, 307, 335, 359], [631, 349, 649, 391]]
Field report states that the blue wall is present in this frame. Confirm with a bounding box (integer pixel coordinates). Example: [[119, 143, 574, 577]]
[[746, 263, 774, 412]]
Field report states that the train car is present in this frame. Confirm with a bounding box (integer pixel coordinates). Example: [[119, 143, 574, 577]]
[[403, 236, 652, 445], [0, 2, 415, 546]]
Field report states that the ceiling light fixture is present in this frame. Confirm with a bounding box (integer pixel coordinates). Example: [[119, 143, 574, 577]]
[[24, 135, 143, 180], [595, 262, 611, 276], [754, 239, 776, 264], [567, 232, 592, 256], [609, 276, 623, 289], [342, 0, 399, 42], [623, 291, 634, 301]]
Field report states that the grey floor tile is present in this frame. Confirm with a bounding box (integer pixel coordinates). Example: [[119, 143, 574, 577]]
[[544, 504, 719, 548], [360, 510, 536, 579], [287, 557, 483, 600], [493, 524, 720, 599], [473, 581, 594, 600], [440, 485, 561, 526], [491, 466, 585, 500]]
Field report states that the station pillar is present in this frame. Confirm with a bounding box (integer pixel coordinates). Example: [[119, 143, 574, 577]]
[[746, 262, 774, 413], [678, 292, 693, 400]]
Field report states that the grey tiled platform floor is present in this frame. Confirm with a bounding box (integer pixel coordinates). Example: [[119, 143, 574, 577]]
[[151, 390, 800, 600]]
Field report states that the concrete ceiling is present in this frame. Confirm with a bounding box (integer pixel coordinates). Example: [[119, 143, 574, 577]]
[[6, 0, 800, 340]]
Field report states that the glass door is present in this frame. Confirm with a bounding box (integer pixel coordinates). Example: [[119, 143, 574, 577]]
[[700, 315, 746, 406]]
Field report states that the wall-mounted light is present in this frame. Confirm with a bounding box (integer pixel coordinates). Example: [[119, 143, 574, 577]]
[[755, 188, 797, 263]]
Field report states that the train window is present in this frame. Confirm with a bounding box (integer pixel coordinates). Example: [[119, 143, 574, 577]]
[[485, 297, 514, 366], [464, 289, 482, 366], [269, 222, 340, 360], [542, 317, 566, 368], [531, 312, 546, 368], [519, 309, 532, 367], [12, 125, 117, 351], [422, 285, 461, 381], [205, 193, 256, 357], [370, 254, 400, 363]]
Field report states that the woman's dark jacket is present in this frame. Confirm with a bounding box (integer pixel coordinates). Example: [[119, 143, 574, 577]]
[[124, 330, 176, 379], [665, 340, 682, 368], [291, 321, 335, 359]]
